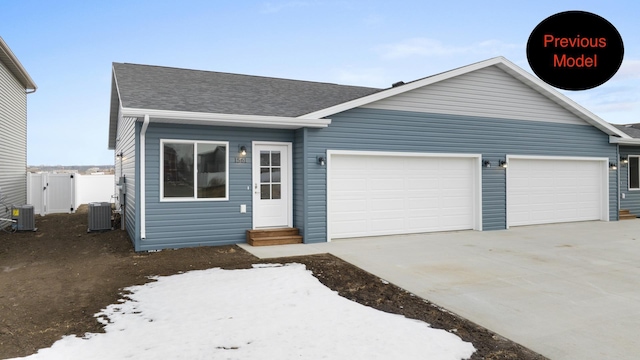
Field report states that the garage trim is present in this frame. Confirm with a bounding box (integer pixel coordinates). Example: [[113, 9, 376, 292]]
[[326, 150, 483, 241], [505, 155, 610, 229]]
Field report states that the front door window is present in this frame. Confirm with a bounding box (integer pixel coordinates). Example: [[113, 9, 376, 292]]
[[260, 151, 281, 199]]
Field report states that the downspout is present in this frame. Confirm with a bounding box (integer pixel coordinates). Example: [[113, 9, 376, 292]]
[[140, 115, 150, 239], [616, 144, 621, 220]]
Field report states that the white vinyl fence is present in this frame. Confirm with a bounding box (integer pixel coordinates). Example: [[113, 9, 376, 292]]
[[27, 173, 115, 215]]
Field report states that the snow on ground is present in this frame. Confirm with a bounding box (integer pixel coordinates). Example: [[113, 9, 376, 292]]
[[13, 263, 475, 360]]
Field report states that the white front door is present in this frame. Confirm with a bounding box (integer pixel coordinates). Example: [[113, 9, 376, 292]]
[[252, 142, 292, 229]]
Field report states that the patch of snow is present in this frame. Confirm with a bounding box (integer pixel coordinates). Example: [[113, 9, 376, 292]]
[[12, 264, 475, 360], [251, 263, 284, 268]]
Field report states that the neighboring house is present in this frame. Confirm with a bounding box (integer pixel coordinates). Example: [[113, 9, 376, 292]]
[[108, 56, 634, 252], [0, 37, 36, 209], [611, 124, 640, 216]]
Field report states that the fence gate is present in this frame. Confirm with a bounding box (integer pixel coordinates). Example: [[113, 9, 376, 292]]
[[27, 173, 76, 215]]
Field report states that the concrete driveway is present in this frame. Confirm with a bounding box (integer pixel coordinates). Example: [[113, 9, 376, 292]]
[[240, 220, 640, 360]]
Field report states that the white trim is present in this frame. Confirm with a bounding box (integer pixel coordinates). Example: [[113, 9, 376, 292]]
[[159, 139, 230, 202], [627, 155, 640, 191], [609, 136, 640, 145], [505, 155, 610, 229], [326, 150, 483, 242], [297, 57, 629, 139], [121, 107, 331, 129], [140, 115, 150, 240], [0, 36, 37, 91], [251, 141, 293, 229], [506, 154, 610, 162]]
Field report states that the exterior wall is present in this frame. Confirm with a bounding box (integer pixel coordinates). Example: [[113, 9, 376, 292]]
[[293, 128, 306, 237], [114, 114, 138, 245], [0, 59, 27, 208], [363, 65, 587, 126], [140, 122, 294, 251], [620, 146, 640, 215], [303, 108, 618, 243]]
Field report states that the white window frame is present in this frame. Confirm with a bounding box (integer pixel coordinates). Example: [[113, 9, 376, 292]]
[[628, 155, 640, 191], [160, 139, 229, 202]]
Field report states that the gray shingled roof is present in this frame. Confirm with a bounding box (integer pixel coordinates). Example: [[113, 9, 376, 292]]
[[614, 124, 640, 138], [112, 63, 383, 117]]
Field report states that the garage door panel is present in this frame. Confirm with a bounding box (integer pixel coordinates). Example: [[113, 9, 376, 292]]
[[507, 158, 606, 227], [369, 181, 403, 191], [370, 198, 404, 211], [332, 156, 367, 170], [332, 221, 367, 237], [332, 179, 367, 192], [329, 154, 478, 239], [333, 198, 367, 211], [415, 179, 441, 189]]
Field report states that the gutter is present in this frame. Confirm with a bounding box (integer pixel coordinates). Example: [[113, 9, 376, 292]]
[[609, 136, 640, 145], [120, 107, 331, 129], [140, 115, 149, 240]]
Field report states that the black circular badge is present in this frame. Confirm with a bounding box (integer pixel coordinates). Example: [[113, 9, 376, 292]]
[[526, 11, 624, 90]]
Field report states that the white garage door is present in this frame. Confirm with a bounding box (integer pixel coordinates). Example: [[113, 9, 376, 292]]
[[328, 153, 480, 239], [507, 157, 608, 227]]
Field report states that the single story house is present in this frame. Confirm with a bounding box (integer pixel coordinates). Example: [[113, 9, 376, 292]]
[[0, 36, 37, 209], [108, 56, 635, 252]]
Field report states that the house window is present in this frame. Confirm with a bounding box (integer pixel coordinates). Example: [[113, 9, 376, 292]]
[[161, 140, 229, 200], [630, 156, 640, 190], [260, 150, 281, 200]]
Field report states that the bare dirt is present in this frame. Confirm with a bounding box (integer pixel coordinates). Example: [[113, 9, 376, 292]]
[[0, 207, 546, 359]]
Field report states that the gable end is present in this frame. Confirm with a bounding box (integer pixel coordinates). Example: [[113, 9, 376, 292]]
[[362, 65, 588, 126]]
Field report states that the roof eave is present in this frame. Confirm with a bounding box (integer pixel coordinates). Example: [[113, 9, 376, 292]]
[[609, 136, 640, 145], [0, 37, 37, 91], [122, 107, 332, 129], [108, 67, 121, 149]]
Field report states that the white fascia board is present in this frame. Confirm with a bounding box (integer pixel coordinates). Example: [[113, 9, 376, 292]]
[[610, 136, 640, 145], [121, 107, 331, 129], [0, 37, 37, 91], [298, 56, 630, 139], [507, 154, 609, 162]]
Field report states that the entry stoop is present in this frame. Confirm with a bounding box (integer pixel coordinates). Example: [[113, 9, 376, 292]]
[[246, 228, 303, 246], [619, 209, 638, 220]]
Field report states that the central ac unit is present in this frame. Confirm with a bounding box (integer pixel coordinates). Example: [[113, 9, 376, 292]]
[[11, 205, 36, 231], [88, 202, 112, 232]]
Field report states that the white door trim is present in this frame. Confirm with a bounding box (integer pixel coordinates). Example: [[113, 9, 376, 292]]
[[326, 150, 483, 242], [505, 155, 610, 229], [252, 141, 293, 229]]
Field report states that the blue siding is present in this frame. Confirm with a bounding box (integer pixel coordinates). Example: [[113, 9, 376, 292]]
[[293, 128, 306, 238], [482, 164, 506, 230], [303, 108, 618, 243], [139, 123, 294, 251], [620, 146, 640, 215]]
